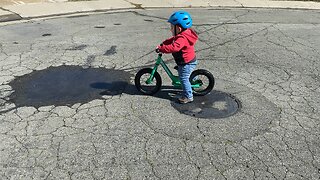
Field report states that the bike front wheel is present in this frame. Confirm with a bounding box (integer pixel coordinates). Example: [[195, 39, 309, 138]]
[[135, 68, 162, 95], [190, 69, 215, 96]]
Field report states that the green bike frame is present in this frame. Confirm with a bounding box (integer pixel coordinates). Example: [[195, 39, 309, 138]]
[[146, 53, 201, 88]]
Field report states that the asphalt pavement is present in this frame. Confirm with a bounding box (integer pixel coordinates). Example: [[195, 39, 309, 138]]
[[0, 1, 319, 180]]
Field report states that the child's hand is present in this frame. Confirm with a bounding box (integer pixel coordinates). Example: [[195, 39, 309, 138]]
[[156, 43, 164, 53], [156, 45, 162, 52], [156, 44, 163, 49]]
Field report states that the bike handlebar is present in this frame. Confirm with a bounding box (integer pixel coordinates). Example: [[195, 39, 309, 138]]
[[155, 48, 162, 56]]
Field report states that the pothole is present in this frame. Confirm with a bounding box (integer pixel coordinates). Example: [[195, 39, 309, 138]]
[[8, 65, 131, 108]]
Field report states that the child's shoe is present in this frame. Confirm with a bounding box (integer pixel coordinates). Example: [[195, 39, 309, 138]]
[[178, 97, 193, 104]]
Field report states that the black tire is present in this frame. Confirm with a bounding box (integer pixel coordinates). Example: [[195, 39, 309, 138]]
[[135, 68, 162, 95], [190, 69, 215, 96]]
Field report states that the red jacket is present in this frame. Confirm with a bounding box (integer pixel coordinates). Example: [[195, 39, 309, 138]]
[[158, 29, 198, 65]]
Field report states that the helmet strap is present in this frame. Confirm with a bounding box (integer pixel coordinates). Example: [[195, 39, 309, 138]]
[[174, 25, 177, 36]]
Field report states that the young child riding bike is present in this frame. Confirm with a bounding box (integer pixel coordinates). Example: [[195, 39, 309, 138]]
[[157, 10, 198, 104]]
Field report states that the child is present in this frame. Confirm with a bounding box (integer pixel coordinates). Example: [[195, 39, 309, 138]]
[[157, 10, 198, 104]]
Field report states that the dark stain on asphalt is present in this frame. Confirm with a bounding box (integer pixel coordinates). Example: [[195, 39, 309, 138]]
[[94, 26, 106, 28], [42, 33, 52, 37], [114, 23, 121, 26], [8, 65, 131, 108], [171, 91, 241, 119], [104, 46, 117, 56], [67, 44, 87, 51], [144, 19, 154, 22]]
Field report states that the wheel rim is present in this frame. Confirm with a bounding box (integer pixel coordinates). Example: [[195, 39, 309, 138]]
[[139, 73, 158, 93], [192, 74, 210, 92]]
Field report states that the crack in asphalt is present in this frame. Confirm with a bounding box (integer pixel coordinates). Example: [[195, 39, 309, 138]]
[[130, 11, 167, 21], [144, 137, 161, 180], [124, 0, 144, 9], [196, 9, 253, 34], [197, 24, 275, 53], [182, 141, 201, 180]]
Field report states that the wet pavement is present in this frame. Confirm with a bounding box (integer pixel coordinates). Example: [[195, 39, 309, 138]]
[[0, 8, 320, 180], [8, 65, 131, 108]]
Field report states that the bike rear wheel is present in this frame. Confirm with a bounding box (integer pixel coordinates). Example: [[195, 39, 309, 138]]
[[190, 69, 215, 96], [135, 68, 162, 95]]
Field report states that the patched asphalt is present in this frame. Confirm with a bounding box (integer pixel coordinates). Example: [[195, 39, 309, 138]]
[[0, 8, 319, 179]]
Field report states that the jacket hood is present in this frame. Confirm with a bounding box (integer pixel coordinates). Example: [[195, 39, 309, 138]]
[[179, 29, 198, 45]]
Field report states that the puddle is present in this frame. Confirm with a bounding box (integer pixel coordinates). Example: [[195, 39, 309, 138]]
[[171, 90, 241, 119], [8, 65, 131, 108]]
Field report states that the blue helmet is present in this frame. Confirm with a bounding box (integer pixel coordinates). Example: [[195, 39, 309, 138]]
[[167, 10, 193, 29]]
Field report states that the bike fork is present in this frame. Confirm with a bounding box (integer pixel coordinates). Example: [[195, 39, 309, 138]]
[[146, 64, 159, 84]]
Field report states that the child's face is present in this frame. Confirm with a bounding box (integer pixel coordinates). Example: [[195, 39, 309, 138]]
[[170, 24, 182, 36]]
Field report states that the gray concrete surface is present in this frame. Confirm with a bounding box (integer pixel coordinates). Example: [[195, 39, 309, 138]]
[[0, 7, 320, 180], [0, 7, 21, 22]]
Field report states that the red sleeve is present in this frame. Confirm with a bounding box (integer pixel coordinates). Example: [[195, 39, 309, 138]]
[[162, 37, 174, 45], [158, 36, 186, 53]]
